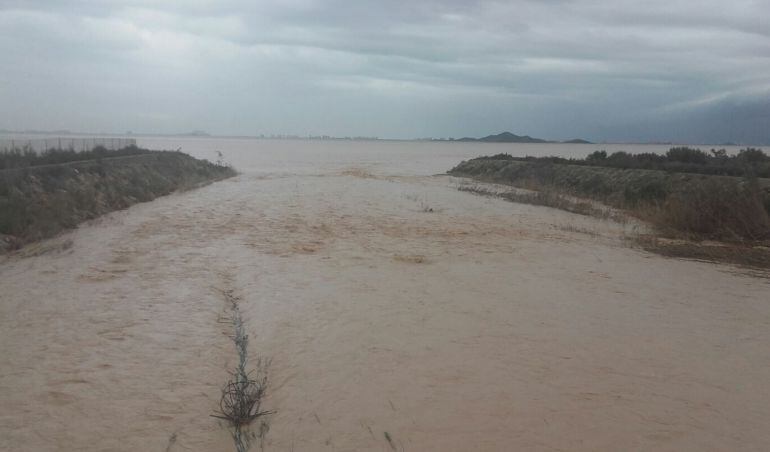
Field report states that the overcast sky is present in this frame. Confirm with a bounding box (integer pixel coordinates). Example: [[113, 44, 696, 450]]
[[0, 0, 768, 143]]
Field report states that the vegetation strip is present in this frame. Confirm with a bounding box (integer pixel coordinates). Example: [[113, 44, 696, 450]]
[[472, 146, 770, 178], [0, 147, 236, 251], [451, 150, 770, 269], [213, 288, 272, 452], [456, 182, 624, 221], [0, 144, 152, 170]]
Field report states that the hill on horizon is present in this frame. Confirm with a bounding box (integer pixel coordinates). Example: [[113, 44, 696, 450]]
[[456, 131, 591, 144], [458, 131, 548, 143]]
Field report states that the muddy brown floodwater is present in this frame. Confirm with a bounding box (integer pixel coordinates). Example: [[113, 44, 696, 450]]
[[1, 139, 769, 451]]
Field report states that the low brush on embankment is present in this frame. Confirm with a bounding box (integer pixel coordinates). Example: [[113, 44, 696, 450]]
[[450, 157, 770, 268], [0, 149, 235, 251]]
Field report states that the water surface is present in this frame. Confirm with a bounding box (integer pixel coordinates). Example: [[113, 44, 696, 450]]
[[1, 138, 769, 451]]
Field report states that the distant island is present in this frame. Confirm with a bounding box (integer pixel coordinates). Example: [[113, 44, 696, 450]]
[[458, 131, 547, 143], [453, 131, 591, 144]]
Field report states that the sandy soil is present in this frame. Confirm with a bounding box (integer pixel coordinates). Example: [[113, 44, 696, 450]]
[[1, 166, 769, 451]]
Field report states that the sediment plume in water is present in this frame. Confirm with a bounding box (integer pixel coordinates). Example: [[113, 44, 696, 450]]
[[1, 140, 769, 450]]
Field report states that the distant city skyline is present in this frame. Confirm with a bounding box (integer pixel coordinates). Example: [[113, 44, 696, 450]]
[[1, 1, 769, 144]]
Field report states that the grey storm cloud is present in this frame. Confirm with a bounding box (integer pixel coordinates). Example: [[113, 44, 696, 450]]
[[0, 0, 768, 143]]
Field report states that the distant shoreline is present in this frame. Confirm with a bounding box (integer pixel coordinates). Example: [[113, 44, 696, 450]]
[[1, 130, 765, 147]]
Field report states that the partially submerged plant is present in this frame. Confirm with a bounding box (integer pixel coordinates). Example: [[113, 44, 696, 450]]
[[213, 288, 273, 452], [404, 193, 435, 212], [212, 359, 272, 427]]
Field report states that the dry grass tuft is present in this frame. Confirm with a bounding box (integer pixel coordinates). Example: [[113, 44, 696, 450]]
[[340, 167, 378, 179], [457, 183, 621, 221], [393, 254, 427, 264], [636, 235, 770, 271], [639, 178, 770, 242], [213, 364, 272, 427]]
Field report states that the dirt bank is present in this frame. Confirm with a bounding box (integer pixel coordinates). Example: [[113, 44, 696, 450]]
[[449, 157, 770, 215], [450, 157, 770, 267], [0, 151, 235, 250]]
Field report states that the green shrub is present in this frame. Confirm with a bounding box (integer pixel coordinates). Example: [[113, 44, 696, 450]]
[[586, 150, 607, 161], [666, 147, 708, 164], [650, 178, 770, 241], [450, 157, 770, 242], [737, 148, 769, 163], [623, 179, 669, 205], [0, 152, 235, 244], [464, 146, 770, 178]]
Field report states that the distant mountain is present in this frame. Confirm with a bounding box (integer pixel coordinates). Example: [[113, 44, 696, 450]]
[[458, 131, 549, 143], [563, 138, 592, 144]]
